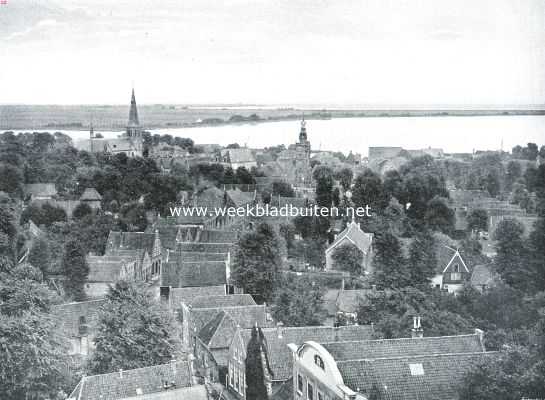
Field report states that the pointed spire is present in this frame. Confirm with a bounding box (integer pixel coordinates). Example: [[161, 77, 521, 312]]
[[128, 88, 139, 126]]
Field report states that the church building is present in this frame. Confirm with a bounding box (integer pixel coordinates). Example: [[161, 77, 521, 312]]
[[86, 89, 144, 157]]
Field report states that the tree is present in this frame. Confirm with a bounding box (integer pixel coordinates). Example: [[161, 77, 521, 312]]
[[408, 230, 437, 285], [467, 209, 488, 232], [494, 219, 530, 290], [0, 264, 69, 400], [72, 202, 93, 220], [0, 163, 24, 196], [245, 326, 269, 400], [313, 166, 334, 207], [88, 280, 178, 374], [62, 240, 89, 301], [459, 346, 545, 400], [331, 243, 363, 275], [505, 161, 522, 190], [272, 276, 325, 326], [231, 223, 284, 303], [235, 167, 255, 185], [336, 167, 353, 191], [352, 169, 389, 213], [424, 196, 455, 234], [28, 236, 52, 277], [372, 233, 409, 289], [271, 180, 295, 197]]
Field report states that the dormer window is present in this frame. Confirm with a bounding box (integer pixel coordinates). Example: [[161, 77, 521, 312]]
[[314, 355, 324, 370]]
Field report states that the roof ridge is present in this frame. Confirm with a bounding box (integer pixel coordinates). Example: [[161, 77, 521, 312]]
[[195, 304, 264, 311], [336, 350, 494, 363], [80, 360, 189, 380], [53, 299, 106, 306], [321, 332, 479, 345]]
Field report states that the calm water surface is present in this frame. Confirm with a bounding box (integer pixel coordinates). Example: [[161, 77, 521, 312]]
[[57, 115, 545, 156]]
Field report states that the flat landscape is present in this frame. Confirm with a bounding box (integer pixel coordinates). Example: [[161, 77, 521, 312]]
[[1, 104, 543, 130]]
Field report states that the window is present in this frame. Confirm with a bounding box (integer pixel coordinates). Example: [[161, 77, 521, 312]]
[[297, 374, 304, 393], [307, 382, 314, 400], [450, 272, 461, 281], [314, 355, 325, 370], [453, 264, 460, 273]]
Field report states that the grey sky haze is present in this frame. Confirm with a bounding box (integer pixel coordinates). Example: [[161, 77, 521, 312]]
[[1, 0, 544, 106]]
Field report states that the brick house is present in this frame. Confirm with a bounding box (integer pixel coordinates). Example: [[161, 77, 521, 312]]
[[325, 221, 373, 274]]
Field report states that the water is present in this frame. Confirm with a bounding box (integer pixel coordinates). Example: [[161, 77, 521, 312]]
[[55, 115, 545, 156]]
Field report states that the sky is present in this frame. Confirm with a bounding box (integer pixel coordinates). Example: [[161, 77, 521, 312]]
[[0, 0, 544, 106]]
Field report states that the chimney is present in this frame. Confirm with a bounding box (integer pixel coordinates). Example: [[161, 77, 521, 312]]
[[411, 316, 423, 338], [277, 322, 284, 339], [118, 369, 123, 378]]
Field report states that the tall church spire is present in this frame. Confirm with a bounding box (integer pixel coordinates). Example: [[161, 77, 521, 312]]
[[128, 88, 139, 127]]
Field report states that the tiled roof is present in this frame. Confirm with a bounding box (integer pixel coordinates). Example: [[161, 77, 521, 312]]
[[106, 231, 157, 255], [226, 189, 254, 207], [338, 352, 496, 400], [166, 251, 228, 264], [154, 227, 236, 249], [190, 294, 256, 309], [333, 325, 375, 342], [326, 221, 373, 255], [52, 299, 105, 337], [119, 385, 208, 400], [470, 264, 496, 287], [161, 260, 227, 288], [321, 333, 485, 361], [191, 305, 267, 334], [193, 186, 225, 210], [80, 188, 102, 201], [198, 311, 240, 352], [24, 183, 57, 197], [238, 325, 375, 381], [271, 196, 308, 209], [169, 286, 226, 309], [86, 255, 138, 282], [174, 242, 234, 254], [68, 361, 192, 400], [221, 148, 256, 164]]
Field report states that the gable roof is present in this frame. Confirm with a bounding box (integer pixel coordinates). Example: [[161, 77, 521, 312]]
[[52, 299, 106, 338], [198, 311, 240, 351], [190, 305, 267, 334], [80, 188, 102, 201], [190, 294, 256, 309], [106, 231, 159, 256], [119, 385, 208, 400], [161, 260, 227, 288], [337, 352, 496, 400], [326, 221, 373, 255], [440, 248, 470, 274], [237, 325, 375, 382], [170, 286, 226, 309], [68, 361, 192, 400], [24, 183, 57, 198], [226, 189, 254, 207], [86, 255, 138, 282], [321, 333, 485, 362]]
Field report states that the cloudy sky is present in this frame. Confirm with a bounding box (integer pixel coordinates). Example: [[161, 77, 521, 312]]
[[1, 0, 544, 106]]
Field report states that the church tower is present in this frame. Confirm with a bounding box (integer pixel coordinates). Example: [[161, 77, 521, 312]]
[[126, 88, 142, 138], [299, 116, 308, 143]]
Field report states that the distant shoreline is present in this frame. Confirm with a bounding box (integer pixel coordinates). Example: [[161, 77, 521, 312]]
[[1, 107, 544, 131]]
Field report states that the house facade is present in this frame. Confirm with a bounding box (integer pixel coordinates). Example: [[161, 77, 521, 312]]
[[325, 221, 373, 274]]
